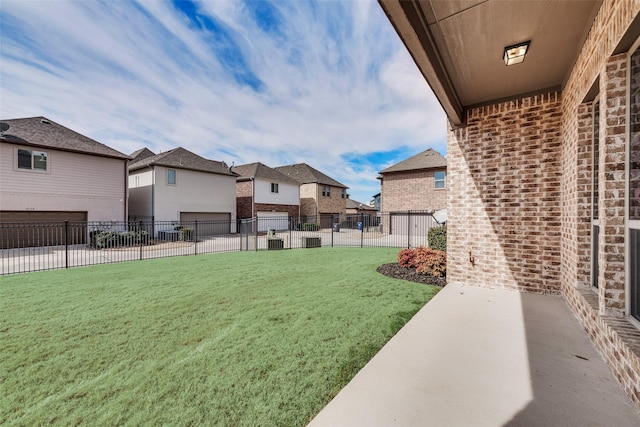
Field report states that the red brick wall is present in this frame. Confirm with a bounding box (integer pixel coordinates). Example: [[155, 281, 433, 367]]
[[381, 168, 447, 212], [448, 92, 563, 294]]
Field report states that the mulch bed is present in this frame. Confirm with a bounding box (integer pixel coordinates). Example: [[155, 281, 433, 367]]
[[376, 263, 447, 287]]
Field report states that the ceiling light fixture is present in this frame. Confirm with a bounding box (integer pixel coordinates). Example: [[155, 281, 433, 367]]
[[503, 41, 530, 66]]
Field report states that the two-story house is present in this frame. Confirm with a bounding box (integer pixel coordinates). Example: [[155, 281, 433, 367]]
[[378, 148, 447, 213], [274, 163, 348, 227], [128, 147, 238, 235], [232, 162, 300, 231], [0, 117, 129, 247]]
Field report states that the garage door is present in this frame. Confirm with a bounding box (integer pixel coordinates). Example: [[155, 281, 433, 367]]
[[0, 211, 87, 249], [257, 212, 288, 232], [179, 212, 231, 236]]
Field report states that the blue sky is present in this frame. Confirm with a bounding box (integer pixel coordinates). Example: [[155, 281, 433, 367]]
[[0, 0, 446, 204]]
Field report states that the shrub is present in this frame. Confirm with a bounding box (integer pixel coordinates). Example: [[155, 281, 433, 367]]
[[179, 227, 194, 241], [90, 229, 149, 249], [397, 246, 446, 277], [397, 248, 416, 268], [301, 223, 320, 231], [428, 225, 447, 252]]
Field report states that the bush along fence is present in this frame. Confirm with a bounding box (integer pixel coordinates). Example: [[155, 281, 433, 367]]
[[0, 211, 444, 275]]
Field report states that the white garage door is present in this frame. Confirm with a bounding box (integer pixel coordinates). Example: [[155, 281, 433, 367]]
[[179, 212, 231, 235], [257, 212, 289, 232]]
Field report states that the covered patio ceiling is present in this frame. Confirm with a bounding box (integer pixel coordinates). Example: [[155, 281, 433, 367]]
[[379, 0, 603, 127]]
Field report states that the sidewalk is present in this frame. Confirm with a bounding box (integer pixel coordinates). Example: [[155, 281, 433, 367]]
[[309, 283, 640, 426]]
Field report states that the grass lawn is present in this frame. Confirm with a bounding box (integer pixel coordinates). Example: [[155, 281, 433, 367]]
[[1, 247, 440, 426]]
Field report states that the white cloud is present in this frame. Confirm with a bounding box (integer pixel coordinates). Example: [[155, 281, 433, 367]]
[[0, 0, 446, 203]]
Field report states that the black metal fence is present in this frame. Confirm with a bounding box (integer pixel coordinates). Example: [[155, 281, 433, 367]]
[[0, 211, 443, 275]]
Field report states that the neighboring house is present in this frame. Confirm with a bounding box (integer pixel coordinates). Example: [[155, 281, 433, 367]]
[[128, 147, 238, 234], [232, 162, 300, 230], [381, 0, 640, 408], [274, 163, 348, 225], [0, 116, 129, 228], [378, 148, 447, 213], [346, 198, 377, 216]]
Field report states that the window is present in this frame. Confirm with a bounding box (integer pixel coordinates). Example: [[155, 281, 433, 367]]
[[592, 101, 600, 289], [322, 185, 331, 197], [271, 183, 279, 193], [629, 42, 640, 321], [341, 188, 346, 199], [434, 171, 446, 189], [17, 149, 47, 171], [167, 169, 176, 185]]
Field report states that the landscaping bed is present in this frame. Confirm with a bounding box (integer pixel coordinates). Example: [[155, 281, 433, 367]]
[[377, 263, 447, 287]]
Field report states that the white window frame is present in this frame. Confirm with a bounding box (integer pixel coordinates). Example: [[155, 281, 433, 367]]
[[167, 168, 177, 186], [322, 185, 331, 197], [271, 183, 279, 193], [15, 147, 49, 173], [434, 171, 446, 189]]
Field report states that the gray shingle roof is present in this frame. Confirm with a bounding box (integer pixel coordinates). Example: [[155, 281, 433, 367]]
[[0, 116, 129, 159], [274, 163, 347, 188], [129, 147, 237, 177], [130, 147, 155, 163], [232, 162, 299, 185], [379, 148, 447, 174]]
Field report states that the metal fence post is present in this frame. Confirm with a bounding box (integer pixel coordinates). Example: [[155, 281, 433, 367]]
[[407, 210, 411, 249], [139, 220, 143, 261], [360, 212, 364, 248], [194, 221, 198, 255], [65, 221, 69, 269]]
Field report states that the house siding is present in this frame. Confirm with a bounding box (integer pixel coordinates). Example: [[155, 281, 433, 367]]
[[1, 143, 126, 221], [447, 0, 640, 409], [130, 166, 237, 224], [381, 168, 447, 212]]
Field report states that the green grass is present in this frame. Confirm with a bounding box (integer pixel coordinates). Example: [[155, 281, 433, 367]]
[[1, 248, 440, 426]]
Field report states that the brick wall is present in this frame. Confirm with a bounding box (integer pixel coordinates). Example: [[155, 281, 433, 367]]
[[381, 168, 447, 212], [448, 92, 563, 293], [299, 183, 346, 217]]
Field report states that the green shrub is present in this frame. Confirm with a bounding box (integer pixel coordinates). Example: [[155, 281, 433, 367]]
[[179, 227, 194, 241], [301, 223, 320, 231], [90, 230, 149, 249], [428, 225, 447, 252]]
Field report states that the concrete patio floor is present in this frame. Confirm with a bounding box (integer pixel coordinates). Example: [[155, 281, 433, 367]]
[[309, 283, 640, 426]]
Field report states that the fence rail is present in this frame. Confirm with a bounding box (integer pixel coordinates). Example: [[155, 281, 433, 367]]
[[0, 212, 443, 275]]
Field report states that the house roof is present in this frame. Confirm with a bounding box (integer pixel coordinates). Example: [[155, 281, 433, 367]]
[[346, 198, 377, 211], [130, 147, 155, 163], [379, 148, 446, 174], [0, 116, 129, 159], [232, 162, 299, 185], [128, 147, 237, 177], [274, 163, 348, 188], [379, 0, 605, 126]]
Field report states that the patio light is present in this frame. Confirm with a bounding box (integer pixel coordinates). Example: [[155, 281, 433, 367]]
[[503, 41, 530, 66]]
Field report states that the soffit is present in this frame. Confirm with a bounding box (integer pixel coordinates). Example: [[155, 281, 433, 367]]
[[380, 0, 602, 126]]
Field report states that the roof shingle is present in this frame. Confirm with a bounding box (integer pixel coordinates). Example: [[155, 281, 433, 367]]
[[379, 148, 447, 174], [274, 163, 347, 188], [0, 116, 129, 159], [129, 147, 237, 177], [232, 162, 299, 185]]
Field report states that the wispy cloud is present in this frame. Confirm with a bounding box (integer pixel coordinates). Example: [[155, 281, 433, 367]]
[[0, 0, 445, 204]]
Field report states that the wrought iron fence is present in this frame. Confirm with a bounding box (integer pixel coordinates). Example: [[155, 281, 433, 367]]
[[0, 211, 444, 275]]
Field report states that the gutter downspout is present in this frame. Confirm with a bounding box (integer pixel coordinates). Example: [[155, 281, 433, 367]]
[[252, 177, 256, 217], [150, 165, 155, 220]]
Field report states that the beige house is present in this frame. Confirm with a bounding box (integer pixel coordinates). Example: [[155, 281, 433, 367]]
[[275, 163, 348, 226], [0, 116, 129, 225], [128, 147, 238, 234], [379, 148, 447, 213], [381, 0, 640, 409]]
